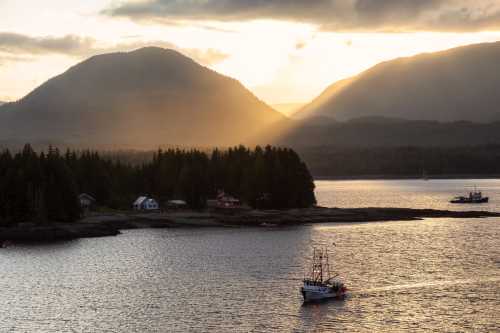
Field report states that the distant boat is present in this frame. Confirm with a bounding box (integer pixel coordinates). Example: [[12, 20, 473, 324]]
[[450, 188, 489, 204], [301, 247, 347, 302]]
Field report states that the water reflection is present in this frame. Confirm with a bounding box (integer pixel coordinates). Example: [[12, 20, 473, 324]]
[[0, 181, 499, 331], [299, 297, 347, 321]]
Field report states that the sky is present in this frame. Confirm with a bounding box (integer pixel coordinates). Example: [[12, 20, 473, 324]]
[[1, 0, 500, 105]]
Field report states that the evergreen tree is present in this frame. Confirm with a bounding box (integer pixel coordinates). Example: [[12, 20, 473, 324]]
[[0, 144, 316, 224]]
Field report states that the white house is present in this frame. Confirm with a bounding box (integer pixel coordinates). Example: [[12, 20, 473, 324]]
[[79, 193, 96, 210], [133, 196, 159, 211]]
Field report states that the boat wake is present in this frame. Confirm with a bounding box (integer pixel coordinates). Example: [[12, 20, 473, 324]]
[[351, 277, 500, 296]]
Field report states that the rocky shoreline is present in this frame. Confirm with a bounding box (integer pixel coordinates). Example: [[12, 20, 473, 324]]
[[213, 207, 500, 225], [1, 207, 499, 243]]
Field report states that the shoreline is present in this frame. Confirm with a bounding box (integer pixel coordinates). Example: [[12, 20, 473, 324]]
[[314, 174, 500, 180], [1, 207, 499, 244]]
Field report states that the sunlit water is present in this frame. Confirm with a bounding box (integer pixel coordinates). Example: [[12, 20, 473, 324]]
[[1, 180, 499, 332], [316, 178, 500, 211]]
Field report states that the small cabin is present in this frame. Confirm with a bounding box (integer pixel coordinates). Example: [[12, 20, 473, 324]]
[[133, 196, 159, 211], [216, 191, 241, 209], [79, 193, 96, 211]]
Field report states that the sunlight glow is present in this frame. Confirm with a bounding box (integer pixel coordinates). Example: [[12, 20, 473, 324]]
[[1, 1, 500, 105]]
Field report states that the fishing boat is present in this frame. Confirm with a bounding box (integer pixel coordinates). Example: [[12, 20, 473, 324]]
[[450, 188, 489, 204], [301, 247, 347, 302]]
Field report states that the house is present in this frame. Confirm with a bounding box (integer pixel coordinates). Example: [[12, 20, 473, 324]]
[[133, 196, 159, 211], [215, 190, 241, 209], [79, 193, 96, 211]]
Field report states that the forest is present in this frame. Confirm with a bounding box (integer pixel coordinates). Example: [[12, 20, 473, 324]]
[[300, 145, 500, 177], [0, 145, 316, 226]]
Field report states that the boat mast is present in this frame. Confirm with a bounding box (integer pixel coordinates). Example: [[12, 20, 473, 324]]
[[311, 248, 314, 280], [325, 248, 331, 281], [311, 247, 323, 282], [319, 249, 323, 282], [310, 247, 335, 283]]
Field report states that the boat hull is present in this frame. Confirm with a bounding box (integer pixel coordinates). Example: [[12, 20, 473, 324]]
[[450, 197, 489, 204], [301, 288, 346, 302]]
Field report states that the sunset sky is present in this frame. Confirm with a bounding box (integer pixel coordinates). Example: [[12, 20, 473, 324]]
[[2, 0, 500, 105]]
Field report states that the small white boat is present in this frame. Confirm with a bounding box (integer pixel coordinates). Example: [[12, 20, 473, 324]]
[[301, 247, 347, 302]]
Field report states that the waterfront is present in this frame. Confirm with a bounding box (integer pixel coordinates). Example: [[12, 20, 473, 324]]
[[1, 180, 499, 332]]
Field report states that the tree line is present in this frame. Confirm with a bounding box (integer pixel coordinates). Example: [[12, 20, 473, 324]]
[[0, 145, 81, 225], [0, 145, 316, 226], [300, 145, 500, 177]]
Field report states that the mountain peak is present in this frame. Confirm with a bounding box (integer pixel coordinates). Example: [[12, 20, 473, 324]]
[[129, 46, 182, 55], [297, 41, 500, 123], [125, 46, 196, 64], [73, 46, 200, 75]]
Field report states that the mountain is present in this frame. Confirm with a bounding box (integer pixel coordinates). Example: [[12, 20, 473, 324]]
[[0, 47, 284, 148], [277, 118, 500, 148], [297, 42, 500, 123]]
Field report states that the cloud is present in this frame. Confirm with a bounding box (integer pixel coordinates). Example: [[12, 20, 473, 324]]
[[0, 33, 94, 56], [104, 0, 500, 32], [0, 32, 228, 66], [0, 54, 35, 67]]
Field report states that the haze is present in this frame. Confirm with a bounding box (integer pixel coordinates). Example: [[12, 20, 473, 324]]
[[2, 0, 500, 106]]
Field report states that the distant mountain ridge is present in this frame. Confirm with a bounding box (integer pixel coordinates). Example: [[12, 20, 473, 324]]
[[277, 118, 500, 148], [0, 47, 284, 147], [297, 42, 500, 123]]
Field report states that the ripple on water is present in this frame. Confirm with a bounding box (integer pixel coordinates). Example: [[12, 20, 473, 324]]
[[0, 180, 499, 332]]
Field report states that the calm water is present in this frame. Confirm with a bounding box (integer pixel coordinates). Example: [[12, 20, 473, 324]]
[[316, 178, 500, 211], [1, 180, 499, 332]]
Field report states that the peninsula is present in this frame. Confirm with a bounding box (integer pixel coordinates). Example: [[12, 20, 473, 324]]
[[1, 207, 499, 243], [1, 144, 499, 244]]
